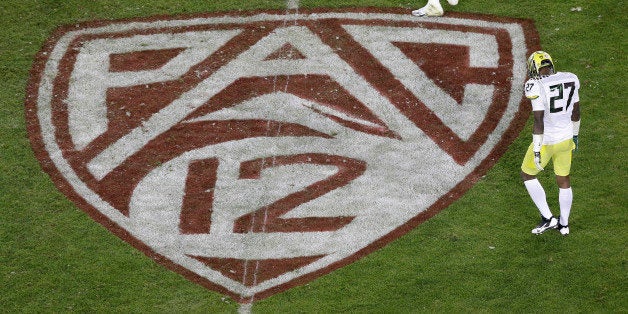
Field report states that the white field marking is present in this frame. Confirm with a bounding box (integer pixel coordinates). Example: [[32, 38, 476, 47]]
[[343, 25, 497, 140], [246, 0, 300, 299], [81, 15, 528, 181], [238, 302, 252, 314], [43, 12, 528, 36], [85, 25, 420, 180], [67, 30, 240, 150], [186, 92, 382, 130], [287, 0, 299, 10], [38, 12, 528, 298], [69, 13, 528, 180]]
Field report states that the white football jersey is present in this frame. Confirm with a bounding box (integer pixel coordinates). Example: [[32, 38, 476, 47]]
[[524, 72, 580, 144]]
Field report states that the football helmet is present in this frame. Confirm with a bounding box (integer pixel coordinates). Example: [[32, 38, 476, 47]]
[[527, 51, 555, 78]]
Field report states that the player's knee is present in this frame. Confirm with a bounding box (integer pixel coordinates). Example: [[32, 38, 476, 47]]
[[555, 175, 570, 188], [521, 171, 535, 181]]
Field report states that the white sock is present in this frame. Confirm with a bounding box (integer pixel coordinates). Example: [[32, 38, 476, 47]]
[[559, 188, 573, 226], [524, 179, 553, 219]]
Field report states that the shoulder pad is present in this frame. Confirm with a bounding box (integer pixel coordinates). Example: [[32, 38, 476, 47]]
[[524, 79, 540, 99]]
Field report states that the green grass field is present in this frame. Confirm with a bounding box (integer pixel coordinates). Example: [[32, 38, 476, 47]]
[[1, 0, 626, 312]]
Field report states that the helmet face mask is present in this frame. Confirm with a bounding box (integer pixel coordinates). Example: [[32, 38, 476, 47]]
[[527, 51, 555, 79]]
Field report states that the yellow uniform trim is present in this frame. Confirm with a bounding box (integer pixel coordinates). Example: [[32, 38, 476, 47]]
[[521, 138, 576, 176]]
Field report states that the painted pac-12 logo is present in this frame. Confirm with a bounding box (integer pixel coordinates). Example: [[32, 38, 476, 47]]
[[26, 8, 539, 303]]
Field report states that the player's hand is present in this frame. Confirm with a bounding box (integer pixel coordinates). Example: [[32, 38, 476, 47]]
[[572, 135, 579, 152], [533, 152, 544, 171]]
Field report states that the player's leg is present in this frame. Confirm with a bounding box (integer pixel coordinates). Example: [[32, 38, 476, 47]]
[[556, 185, 572, 235], [412, 0, 444, 17], [521, 144, 557, 234], [553, 139, 576, 235]]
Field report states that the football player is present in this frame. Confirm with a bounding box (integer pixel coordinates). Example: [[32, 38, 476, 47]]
[[520, 51, 581, 236], [412, 0, 459, 17]]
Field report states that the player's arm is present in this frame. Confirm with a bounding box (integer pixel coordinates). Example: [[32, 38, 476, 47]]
[[532, 110, 544, 170], [572, 101, 580, 151], [533, 110, 544, 135], [525, 80, 545, 170]]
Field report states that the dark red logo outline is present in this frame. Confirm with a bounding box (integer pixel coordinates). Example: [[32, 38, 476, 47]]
[[25, 7, 541, 302]]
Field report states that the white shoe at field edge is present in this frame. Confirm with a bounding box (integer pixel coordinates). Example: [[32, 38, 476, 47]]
[[411, 2, 444, 17]]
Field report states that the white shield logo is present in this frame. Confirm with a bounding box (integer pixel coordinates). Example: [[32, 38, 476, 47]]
[[26, 8, 539, 302]]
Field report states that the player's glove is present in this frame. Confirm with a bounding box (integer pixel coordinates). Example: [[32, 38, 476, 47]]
[[533, 151, 544, 171], [532, 134, 544, 171], [572, 120, 580, 153]]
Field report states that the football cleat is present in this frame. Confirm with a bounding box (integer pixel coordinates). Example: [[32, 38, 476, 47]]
[[411, 1, 444, 17], [411, 8, 427, 17], [531, 216, 558, 234], [527, 51, 555, 79], [558, 223, 569, 236]]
